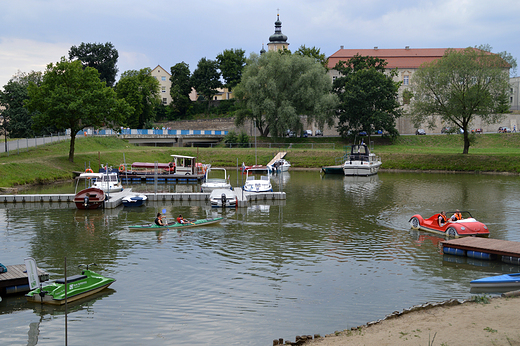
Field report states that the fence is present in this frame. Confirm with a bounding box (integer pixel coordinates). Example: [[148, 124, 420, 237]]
[[0, 133, 68, 156]]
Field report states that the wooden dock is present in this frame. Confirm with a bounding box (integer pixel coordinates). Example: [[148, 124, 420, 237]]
[[441, 237, 520, 265], [0, 264, 49, 295]]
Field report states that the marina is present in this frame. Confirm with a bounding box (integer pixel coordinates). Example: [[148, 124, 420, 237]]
[[0, 264, 49, 296]]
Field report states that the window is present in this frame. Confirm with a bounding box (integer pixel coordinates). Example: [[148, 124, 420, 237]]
[[162, 98, 167, 105], [161, 76, 166, 81], [161, 86, 166, 93], [403, 75, 409, 85]]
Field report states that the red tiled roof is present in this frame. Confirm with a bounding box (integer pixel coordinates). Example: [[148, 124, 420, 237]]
[[327, 48, 467, 69]]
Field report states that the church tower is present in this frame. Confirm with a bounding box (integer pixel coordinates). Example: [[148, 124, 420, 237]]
[[267, 12, 289, 52]]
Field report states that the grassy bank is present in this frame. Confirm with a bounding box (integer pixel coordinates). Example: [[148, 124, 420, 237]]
[[1, 133, 519, 188]]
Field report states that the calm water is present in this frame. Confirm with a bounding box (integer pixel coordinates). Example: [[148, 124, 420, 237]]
[[1, 171, 520, 345]]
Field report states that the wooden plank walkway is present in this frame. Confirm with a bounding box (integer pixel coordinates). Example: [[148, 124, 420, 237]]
[[442, 237, 520, 257], [266, 152, 287, 167], [0, 264, 49, 295]]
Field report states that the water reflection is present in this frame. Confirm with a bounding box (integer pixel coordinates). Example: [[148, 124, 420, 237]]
[[2, 171, 520, 345]]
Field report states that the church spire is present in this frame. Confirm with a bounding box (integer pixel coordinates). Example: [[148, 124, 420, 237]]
[[267, 10, 289, 52]]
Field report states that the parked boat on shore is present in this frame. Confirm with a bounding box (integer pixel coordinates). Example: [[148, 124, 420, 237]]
[[470, 273, 520, 289]]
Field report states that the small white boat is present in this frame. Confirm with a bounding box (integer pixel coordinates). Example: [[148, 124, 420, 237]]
[[268, 159, 291, 173], [343, 143, 381, 176], [209, 189, 237, 208], [92, 172, 124, 193], [201, 167, 232, 193], [243, 168, 273, 193], [122, 193, 148, 207]]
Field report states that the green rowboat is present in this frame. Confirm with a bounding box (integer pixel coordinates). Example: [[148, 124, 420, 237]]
[[128, 217, 223, 231]]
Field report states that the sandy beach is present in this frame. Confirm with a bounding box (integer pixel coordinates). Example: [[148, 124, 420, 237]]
[[305, 296, 520, 346]]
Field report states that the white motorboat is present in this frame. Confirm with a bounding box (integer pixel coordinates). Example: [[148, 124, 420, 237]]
[[92, 172, 124, 193], [343, 143, 382, 176], [201, 167, 232, 193], [268, 159, 291, 173], [243, 168, 273, 193], [122, 193, 148, 207], [209, 189, 237, 208]]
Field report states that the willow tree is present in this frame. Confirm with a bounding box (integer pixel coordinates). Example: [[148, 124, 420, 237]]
[[411, 48, 510, 154], [234, 51, 338, 137]]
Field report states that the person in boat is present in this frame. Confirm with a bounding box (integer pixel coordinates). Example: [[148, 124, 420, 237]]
[[177, 214, 190, 224], [83, 193, 90, 208], [155, 213, 166, 226], [451, 209, 463, 221], [438, 211, 449, 226]]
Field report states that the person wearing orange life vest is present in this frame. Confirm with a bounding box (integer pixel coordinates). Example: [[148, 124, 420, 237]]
[[177, 214, 187, 224], [438, 211, 449, 227], [451, 209, 463, 221]]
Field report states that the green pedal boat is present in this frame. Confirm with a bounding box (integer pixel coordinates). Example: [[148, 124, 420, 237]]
[[128, 217, 223, 231], [26, 265, 115, 305]]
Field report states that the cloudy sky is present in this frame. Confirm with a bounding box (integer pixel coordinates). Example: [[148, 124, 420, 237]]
[[1, 0, 519, 88]]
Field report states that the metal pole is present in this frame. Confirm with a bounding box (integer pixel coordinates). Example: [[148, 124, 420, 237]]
[[64, 256, 68, 346]]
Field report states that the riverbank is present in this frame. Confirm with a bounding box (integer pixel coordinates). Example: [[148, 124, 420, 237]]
[[2, 134, 520, 188], [302, 295, 520, 346]]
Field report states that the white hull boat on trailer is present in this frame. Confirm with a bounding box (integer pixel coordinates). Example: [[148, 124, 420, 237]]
[[243, 168, 273, 193], [201, 167, 232, 193], [343, 143, 381, 176]]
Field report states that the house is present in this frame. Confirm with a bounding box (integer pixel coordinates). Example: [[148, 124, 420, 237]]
[[150, 65, 172, 105]]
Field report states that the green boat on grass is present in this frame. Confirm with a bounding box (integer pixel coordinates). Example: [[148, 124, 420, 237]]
[[128, 217, 223, 231], [26, 265, 115, 305]]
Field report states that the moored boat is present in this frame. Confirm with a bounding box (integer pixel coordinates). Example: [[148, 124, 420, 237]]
[[74, 187, 105, 210], [268, 159, 291, 173], [201, 167, 232, 193], [343, 143, 382, 176], [470, 273, 520, 289], [128, 217, 223, 231], [122, 193, 148, 207], [26, 265, 115, 305], [243, 168, 273, 193], [92, 172, 124, 193], [209, 189, 237, 208]]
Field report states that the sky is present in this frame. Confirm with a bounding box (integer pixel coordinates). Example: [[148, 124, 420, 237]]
[[1, 0, 519, 88]]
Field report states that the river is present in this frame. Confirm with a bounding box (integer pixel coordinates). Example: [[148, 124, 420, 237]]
[[1, 171, 520, 345]]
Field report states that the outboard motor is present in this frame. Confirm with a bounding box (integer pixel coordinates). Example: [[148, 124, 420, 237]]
[[221, 193, 227, 207]]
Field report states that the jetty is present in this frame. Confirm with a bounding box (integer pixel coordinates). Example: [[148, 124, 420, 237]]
[[0, 264, 49, 296], [0, 188, 285, 209], [441, 237, 520, 265]]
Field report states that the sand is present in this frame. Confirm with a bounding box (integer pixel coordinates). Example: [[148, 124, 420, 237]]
[[305, 296, 520, 346]]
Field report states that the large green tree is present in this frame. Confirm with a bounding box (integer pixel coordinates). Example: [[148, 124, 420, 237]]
[[26, 58, 131, 162], [0, 71, 43, 147], [115, 68, 160, 129], [294, 45, 329, 70], [69, 42, 119, 87], [234, 51, 338, 137], [191, 57, 222, 113], [216, 48, 246, 91], [170, 62, 192, 117], [333, 55, 402, 140], [411, 47, 510, 154]]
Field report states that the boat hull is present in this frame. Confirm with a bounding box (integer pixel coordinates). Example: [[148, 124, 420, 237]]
[[122, 194, 147, 207], [128, 217, 223, 231], [343, 161, 381, 176], [74, 187, 105, 210], [470, 273, 520, 288]]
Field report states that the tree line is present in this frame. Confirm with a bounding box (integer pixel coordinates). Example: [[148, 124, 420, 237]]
[[0, 41, 515, 162]]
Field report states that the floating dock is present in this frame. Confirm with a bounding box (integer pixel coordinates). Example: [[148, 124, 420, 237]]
[[441, 237, 520, 265], [0, 264, 49, 295], [1, 188, 286, 209]]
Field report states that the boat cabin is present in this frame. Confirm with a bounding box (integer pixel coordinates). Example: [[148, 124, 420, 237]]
[[349, 144, 370, 162]]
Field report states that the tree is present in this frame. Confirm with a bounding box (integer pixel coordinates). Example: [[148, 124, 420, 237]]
[[170, 62, 192, 117], [294, 45, 329, 70], [191, 57, 222, 113], [234, 51, 338, 137], [69, 42, 119, 87], [0, 71, 43, 148], [476, 44, 517, 77], [216, 48, 246, 91], [411, 47, 510, 154], [333, 55, 402, 140], [26, 58, 131, 162], [115, 68, 160, 129]]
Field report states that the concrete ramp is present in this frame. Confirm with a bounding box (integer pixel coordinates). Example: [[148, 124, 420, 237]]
[[267, 152, 287, 167]]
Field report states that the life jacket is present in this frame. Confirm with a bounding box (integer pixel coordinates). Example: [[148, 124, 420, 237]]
[[453, 213, 462, 220], [439, 214, 448, 223], [177, 217, 182, 223]]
